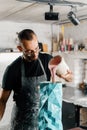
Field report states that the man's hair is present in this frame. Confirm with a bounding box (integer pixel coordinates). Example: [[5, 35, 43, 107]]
[[18, 29, 36, 41]]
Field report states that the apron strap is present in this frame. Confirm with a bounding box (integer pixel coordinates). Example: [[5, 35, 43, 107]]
[[21, 57, 25, 77], [38, 58, 47, 80]]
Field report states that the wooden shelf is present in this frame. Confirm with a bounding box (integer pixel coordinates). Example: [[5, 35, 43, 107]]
[[52, 51, 87, 59]]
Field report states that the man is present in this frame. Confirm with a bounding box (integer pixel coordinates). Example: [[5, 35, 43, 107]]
[[0, 29, 72, 130]]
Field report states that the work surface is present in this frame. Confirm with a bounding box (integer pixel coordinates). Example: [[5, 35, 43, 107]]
[[63, 86, 87, 107]]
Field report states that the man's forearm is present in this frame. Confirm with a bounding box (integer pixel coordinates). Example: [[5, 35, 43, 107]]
[[0, 100, 6, 120]]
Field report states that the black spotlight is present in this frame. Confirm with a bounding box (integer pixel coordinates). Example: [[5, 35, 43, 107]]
[[45, 12, 59, 20], [67, 11, 80, 25], [45, 4, 59, 21]]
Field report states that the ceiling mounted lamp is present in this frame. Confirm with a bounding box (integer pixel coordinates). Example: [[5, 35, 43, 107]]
[[67, 11, 80, 25], [45, 4, 59, 20], [17, 0, 87, 7]]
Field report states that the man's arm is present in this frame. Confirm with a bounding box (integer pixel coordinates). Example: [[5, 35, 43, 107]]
[[49, 63, 73, 82], [0, 88, 11, 120], [57, 70, 73, 82]]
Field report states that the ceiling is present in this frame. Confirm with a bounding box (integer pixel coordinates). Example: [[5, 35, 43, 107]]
[[0, 0, 87, 24]]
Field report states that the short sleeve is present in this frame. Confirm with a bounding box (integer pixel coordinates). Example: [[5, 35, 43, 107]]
[[2, 65, 15, 90]]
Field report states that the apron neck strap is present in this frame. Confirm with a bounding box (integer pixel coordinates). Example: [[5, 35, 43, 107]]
[[38, 58, 47, 79]]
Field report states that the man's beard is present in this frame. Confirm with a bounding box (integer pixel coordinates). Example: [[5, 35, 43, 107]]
[[23, 53, 38, 62]]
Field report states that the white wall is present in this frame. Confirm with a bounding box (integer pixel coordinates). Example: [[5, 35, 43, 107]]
[[64, 21, 87, 43], [59, 21, 87, 87], [0, 21, 53, 52]]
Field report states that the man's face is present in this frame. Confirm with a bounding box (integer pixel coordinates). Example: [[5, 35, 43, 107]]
[[19, 35, 40, 61]]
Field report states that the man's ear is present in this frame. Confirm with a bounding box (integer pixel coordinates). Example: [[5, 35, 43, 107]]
[[17, 46, 23, 52]]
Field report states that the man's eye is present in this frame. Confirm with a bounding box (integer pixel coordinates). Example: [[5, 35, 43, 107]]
[[26, 50, 31, 53]]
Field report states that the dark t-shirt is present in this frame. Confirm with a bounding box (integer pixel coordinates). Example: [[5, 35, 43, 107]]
[[2, 53, 52, 93]]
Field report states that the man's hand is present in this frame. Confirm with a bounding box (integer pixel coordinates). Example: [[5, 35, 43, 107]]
[[57, 70, 73, 82]]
